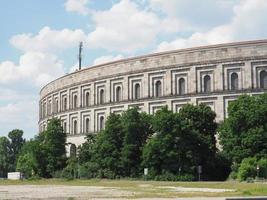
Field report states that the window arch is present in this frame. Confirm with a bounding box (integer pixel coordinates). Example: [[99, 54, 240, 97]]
[[85, 92, 90, 107], [230, 72, 238, 90], [73, 120, 77, 135], [63, 97, 67, 111], [115, 86, 121, 102], [260, 70, 267, 89], [43, 103, 46, 117], [155, 80, 162, 97], [99, 89, 104, 104], [85, 118, 90, 133], [69, 144, 76, 158], [203, 75, 211, 93], [100, 116, 104, 130], [63, 122, 67, 133], [55, 100, 58, 113], [48, 101, 51, 115], [178, 78, 185, 95], [134, 83, 140, 99], [73, 95, 78, 109]]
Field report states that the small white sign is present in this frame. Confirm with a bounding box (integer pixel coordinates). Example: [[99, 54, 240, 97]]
[[7, 172, 22, 180], [144, 168, 148, 175]]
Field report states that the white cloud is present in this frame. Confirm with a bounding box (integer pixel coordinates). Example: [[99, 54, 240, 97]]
[[86, 0, 187, 53], [64, 0, 90, 15], [10, 26, 87, 53], [156, 0, 267, 52], [93, 54, 124, 65], [0, 51, 65, 87], [148, 0, 238, 30], [0, 99, 38, 138]]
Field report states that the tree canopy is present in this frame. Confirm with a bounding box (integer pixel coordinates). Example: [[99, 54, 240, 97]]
[[219, 94, 267, 164]]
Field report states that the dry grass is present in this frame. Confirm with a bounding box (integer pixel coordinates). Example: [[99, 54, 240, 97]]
[[0, 179, 266, 198]]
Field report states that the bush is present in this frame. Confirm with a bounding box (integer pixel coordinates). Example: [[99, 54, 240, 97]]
[[27, 175, 41, 181], [16, 153, 38, 178], [258, 158, 267, 178], [98, 169, 116, 179], [52, 170, 62, 178], [237, 157, 257, 181], [236, 157, 267, 181], [61, 167, 74, 180], [79, 162, 99, 179], [153, 171, 194, 181]]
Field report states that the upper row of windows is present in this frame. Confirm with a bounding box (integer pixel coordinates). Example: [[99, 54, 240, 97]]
[[41, 70, 267, 118]]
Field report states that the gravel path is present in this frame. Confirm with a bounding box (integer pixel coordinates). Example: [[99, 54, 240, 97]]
[[0, 185, 133, 199], [0, 184, 257, 200]]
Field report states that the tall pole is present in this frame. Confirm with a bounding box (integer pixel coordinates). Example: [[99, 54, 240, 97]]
[[78, 42, 83, 70]]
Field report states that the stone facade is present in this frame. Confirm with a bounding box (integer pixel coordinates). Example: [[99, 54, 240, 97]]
[[39, 40, 267, 155]]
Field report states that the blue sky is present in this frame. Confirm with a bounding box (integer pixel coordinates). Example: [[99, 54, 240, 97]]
[[1, 0, 267, 139]]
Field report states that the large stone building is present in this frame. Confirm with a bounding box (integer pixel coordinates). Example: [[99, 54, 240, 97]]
[[39, 40, 267, 154]]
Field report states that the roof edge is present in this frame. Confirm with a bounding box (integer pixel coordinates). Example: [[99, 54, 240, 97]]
[[40, 39, 267, 94]]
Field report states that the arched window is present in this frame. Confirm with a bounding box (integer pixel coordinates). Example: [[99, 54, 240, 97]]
[[155, 80, 162, 97], [178, 78, 185, 95], [48, 101, 51, 115], [260, 70, 267, 89], [63, 97, 67, 111], [73, 120, 77, 135], [203, 75, 211, 93], [115, 86, 121, 102], [99, 89, 104, 104], [230, 72, 238, 90], [85, 118, 90, 133], [100, 116, 104, 130], [63, 122, 67, 133], [43, 103, 46, 117], [55, 100, 58, 113], [134, 83, 140, 99], [85, 92, 90, 107], [73, 95, 78, 109], [69, 144, 76, 158]]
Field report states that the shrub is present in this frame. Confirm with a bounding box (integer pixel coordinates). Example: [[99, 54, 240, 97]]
[[61, 167, 74, 180], [153, 171, 194, 181], [237, 157, 267, 181], [52, 170, 62, 178], [237, 157, 257, 181], [16, 153, 38, 178], [79, 162, 99, 179], [258, 158, 267, 178]]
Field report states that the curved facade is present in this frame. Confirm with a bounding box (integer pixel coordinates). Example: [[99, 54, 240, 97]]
[[39, 40, 267, 154]]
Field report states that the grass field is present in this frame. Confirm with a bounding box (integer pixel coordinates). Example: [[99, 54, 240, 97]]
[[0, 179, 267, 198]]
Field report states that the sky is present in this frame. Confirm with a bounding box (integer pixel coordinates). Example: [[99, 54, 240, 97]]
[[1, 0, 267, 139]]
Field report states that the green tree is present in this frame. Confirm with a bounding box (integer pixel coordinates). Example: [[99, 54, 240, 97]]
[[219, 94, 267, 164], [179, 104, 217, 154], [142, 107, 197, 177], [78, 133, 96, 164], [179, 104, 226, 180], [121, 108, 153, 177], [0, 137, 11, 177], [16, 153, 38, 178], [42, 118, 67, 177], [142, 105, 228, 180], [92, 113, 124, 178], [8, 129, 25, 171], [17, 137, 46, 177]]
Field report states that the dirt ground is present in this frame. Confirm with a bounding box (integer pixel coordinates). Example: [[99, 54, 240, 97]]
[[0, 184, 231, 200]]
